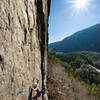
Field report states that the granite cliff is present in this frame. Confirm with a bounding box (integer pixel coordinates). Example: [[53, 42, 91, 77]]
[[0, 0, 50, 100]]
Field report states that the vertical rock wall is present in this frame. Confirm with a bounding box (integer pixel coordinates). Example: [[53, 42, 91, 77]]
[[0, 0, 50, 100]]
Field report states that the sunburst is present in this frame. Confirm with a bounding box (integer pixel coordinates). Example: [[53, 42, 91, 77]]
[[67, 0, 92, 16]]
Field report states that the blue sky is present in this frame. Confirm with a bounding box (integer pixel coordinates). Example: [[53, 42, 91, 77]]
[[48, 0, 100, 43]]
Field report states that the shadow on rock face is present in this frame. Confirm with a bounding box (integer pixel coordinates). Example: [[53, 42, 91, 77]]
[[0, 55, 3, 63]]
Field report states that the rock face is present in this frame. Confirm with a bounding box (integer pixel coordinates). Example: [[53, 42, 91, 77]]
[[0, 0, 50, 100]]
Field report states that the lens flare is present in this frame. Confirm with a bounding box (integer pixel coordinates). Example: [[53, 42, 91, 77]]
[[67, 0, 92, 16], [74, 0, 89, 9]]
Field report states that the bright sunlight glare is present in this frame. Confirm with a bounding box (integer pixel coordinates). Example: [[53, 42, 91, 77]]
[[74, 0, 89, 9], [68, 0, 93, 16]]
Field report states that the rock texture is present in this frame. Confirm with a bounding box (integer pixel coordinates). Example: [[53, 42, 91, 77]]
[[0, 0, 50, 100]]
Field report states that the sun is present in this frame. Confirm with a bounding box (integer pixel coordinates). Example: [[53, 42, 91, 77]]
[[68, 0, 92, 16], [73, 0, 90, 9], [75, 0, 88, 8]]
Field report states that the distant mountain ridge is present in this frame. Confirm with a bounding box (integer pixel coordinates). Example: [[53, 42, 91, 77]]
[[49, 23, 100, 53]]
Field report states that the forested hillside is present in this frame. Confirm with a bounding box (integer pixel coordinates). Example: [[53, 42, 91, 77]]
[[47, 51, 100, 100], [49, 24, 100, 53]]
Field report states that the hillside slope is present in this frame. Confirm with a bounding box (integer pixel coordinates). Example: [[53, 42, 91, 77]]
[[47, 52, 100, 100], [49, 24, 100, 53]]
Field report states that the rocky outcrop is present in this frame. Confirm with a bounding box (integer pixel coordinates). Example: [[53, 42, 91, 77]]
[[0, 0, 50, 100]]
